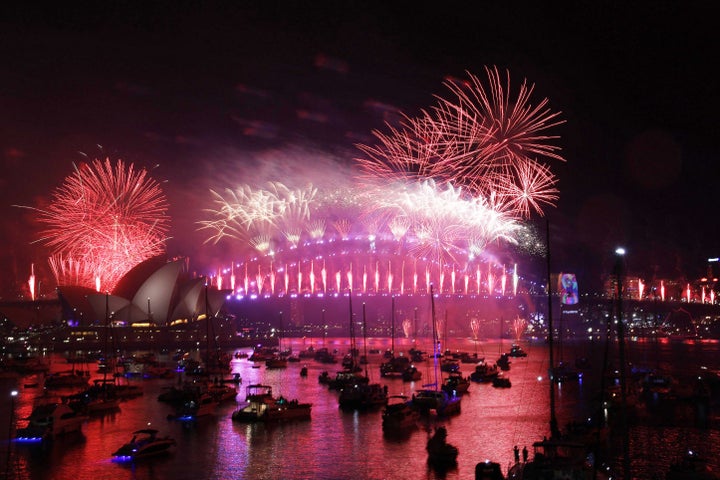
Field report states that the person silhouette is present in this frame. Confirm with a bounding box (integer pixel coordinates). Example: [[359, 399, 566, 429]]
[[513, 445, 520, 463], [522, 446, 528, 462]]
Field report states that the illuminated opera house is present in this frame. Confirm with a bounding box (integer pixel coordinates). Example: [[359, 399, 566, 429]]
[[53, 257, 238, 349]]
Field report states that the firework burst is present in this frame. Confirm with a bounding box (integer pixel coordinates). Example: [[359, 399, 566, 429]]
[[31, 158, 169, 291], [200, 68, 564, 295], [356, 66, 565, 218]]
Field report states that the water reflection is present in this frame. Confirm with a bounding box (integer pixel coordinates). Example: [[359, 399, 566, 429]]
[[1, 338, 719, 479]]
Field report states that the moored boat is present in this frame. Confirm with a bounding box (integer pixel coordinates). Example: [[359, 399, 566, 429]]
[[666, 449, 719, 480], [470, 361, 500, 383], [441, 372, 471, 395], [232, 384, 311, 422], [338, 382, 388, 410], [382, 395, 419, 432], [168, 392, 218, 421], [508, 344, 528, 357], [15, 402, 88, 443], [43, 369, 90, 389], [401, 365, 422, 382], [506, 438, 605, 480], [412, 388, 461, 416], [492, 376, 512, 389], [112, 429, 176, 462], [426, 426, 458, 471]]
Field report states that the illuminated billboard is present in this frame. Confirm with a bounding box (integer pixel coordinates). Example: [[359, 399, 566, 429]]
[[559, 273, 579, 305]]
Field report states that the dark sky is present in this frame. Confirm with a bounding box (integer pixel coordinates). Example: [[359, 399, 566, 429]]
[[1, 2, 718, 296]]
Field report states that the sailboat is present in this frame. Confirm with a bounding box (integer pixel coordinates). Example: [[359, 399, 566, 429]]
[[66, 293, 122, 415], [266, 312, 288, 369], [411, 285, 461, 416], [338, 301, 388, 409], [327, 290, 369, 392], [506, 221, 609, 480], [496, 316, 511, 371], [201, 282, 231, 375], [379, 296, 418, 380]]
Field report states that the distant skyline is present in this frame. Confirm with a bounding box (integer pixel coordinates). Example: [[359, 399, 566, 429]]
[[2, 2, 718, 296]]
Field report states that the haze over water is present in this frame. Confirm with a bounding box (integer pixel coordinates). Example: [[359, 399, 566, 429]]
[[2, 337, 719, 480]]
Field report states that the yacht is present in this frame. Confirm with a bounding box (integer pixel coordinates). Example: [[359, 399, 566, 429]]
[[232, 384, 311, 422], [112, 429, 176, 462], [15, 402, 88, 443]]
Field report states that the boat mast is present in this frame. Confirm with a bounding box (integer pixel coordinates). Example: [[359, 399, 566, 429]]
[[205, 281, 210, 369], [278, 311, 283, 353], [348, 288, 357, 371], [430, 284, 439, 390], [546, 219, 560, 439], [103, 292, 109, 387], [444, 310, 448, 353], [499, 316, 503, 355], [390, 296, 395, 356], [362, 302, 369, 378]]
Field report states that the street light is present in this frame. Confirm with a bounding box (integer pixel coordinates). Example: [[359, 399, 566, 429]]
[[613, 247, 631, 480]]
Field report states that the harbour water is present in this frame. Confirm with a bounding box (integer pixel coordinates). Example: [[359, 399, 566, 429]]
[[2, 336, 719, 480]]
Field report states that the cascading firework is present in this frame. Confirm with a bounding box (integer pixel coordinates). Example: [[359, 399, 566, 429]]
[[33, 158, 169, 291]]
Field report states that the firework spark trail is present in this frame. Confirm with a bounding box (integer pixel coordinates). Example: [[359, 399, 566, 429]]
[[201, 178, 524, 269], [31, 158, 169, 291], [356, 66, 564, 218], [198, 67, 563, 292]]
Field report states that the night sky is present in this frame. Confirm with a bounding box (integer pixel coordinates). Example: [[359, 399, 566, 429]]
[[1, 2, 718, 296]]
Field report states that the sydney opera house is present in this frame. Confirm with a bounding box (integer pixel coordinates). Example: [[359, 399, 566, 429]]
[[12, 257, 243, 350]]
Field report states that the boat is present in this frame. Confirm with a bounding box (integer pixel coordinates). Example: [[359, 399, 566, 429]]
[[475, 460, 505, 480], [232, 384, 311, 422], [496, 352, 511, 371], [168, 392, 218, 421], [338, 301, 387, 410], [470, 361, 500, 383], [381, 395, 419, 432], [265, 355, 288, 369], [440, 358, 460, 373], [327, 369, 370, 391], [338, 382, 388, 409], [666, 449, 719, 480], [492, 376, 512, 389], [43, 369, 90, 389], [412, 286, 461, 417], [426, 426, 458, 471], [505, 222, 610, 480], [111, 429, 176, 462], [380, 355, 411, 378], [15, 402, 88, 443], [249, 346, 278, 362], [313, 347, 337, 364], [297, 346, 316, 359], [379, 297, 413, 379], [441, 372, 471, 395], [506, 438, 603, 480], [401, 365, 422, 382], [266, 312, 289, 369], [551, 361, 581, 383], [412, 389, 461, 416], [65, 387, 121, 415], [206, 381, 238, 402], [460, 352, 483, 364], [218, 373, 243, 384], [508, 344, 528, 357]]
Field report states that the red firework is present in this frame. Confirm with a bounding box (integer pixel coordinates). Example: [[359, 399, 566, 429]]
[[355, 66, 565, 218], [36, 158, 169, 291]]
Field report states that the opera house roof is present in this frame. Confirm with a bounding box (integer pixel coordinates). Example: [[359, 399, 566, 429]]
[[57, 257, 228, 326]]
